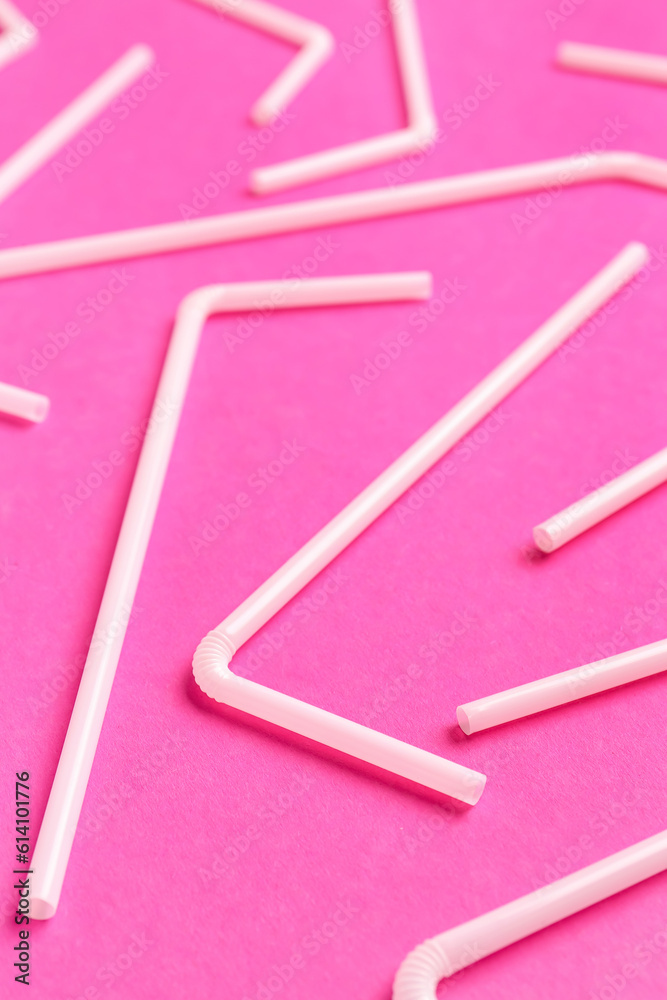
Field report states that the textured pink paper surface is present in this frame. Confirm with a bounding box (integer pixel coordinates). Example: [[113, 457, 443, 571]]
[[2, 0, 667, 996]]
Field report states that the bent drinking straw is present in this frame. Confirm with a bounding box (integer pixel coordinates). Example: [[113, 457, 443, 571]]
[[456, 637, 667, 735], [0, 45, 154, 207], [30, 272, 445, 920], [0, 380, 49, 422], [534, 445, 667, 552], [0, 0, 37, 72], [0, 153, 666, 280], [192, 245, 645, 778], [249, 0, 437, 194], [392, 828, 667, 1000], [557, 41, 667, 87], [189, 0, 333, 125]]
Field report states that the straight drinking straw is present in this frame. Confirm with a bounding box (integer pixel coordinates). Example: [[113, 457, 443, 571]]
[[533, 445, 667, 552], [248, 0, 437, 194], [0, 380, 49, 422], [188, 0, 333, 125], [0, 44, 154, 206], [392, 828, 667, 1000], [0, 152, 665, 280], [30, 271, 463, 920], [0, 0, 37, 72], [192, 246, 646, 777], [557, 40, 667, 87], [456, 637, 667, 735]]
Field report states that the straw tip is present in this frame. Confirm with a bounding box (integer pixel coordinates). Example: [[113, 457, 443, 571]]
[[128, 43, 156, 68], [30, 897, 56, 920], [456, 705, 472, 736], [247, 167, 274, 195], [32, 395, 50, 423], [465, 771, 486, 804], [624, 240, 650, 265], [249, 102, 280, 128], [533, 525, 556, 553]]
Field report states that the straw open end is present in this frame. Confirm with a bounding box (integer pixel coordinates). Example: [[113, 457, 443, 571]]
[[533, 525, 557, 553], [465, 771, 486, 804], [456, 705, 472, 736], [30, 897, 56, 920], [31, 394, 50, 422]]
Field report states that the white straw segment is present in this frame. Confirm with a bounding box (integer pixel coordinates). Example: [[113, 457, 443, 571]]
[[195, 242, 648, 672], [188, 0, 333, 125], [393, 829, 667, 1000], [0, 153, 665, 280], [192, 245, 645, 803], [29, 272, 437, 921], [249, 0, 437, 193], [0, 44, 154, 207], [534, 445, 667, 552], [0, 0, 37, 72], [558, 41, 667, 87], [457, 638, 667, 735], [0, 380, 49, 422]]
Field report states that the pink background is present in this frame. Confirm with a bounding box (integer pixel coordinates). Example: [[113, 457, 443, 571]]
[[2, 0, 667, 996]]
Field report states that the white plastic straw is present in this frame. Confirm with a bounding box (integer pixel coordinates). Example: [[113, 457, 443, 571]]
[[457, 637, 667, 735], [249, 0, 437, 193], [0, 152, 664, 280], [29, 272, 443, 921], [192, 245, 645, 798], [0, 0, 37, 72], [0, 380, 49, 422], [189, 0, 333, 125], [393, 828, 667, 1000], [558, 40, 667, 87], [195, 243, 647, 674], [0, 44, 154, 207], [534, 445, 667, 552]]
